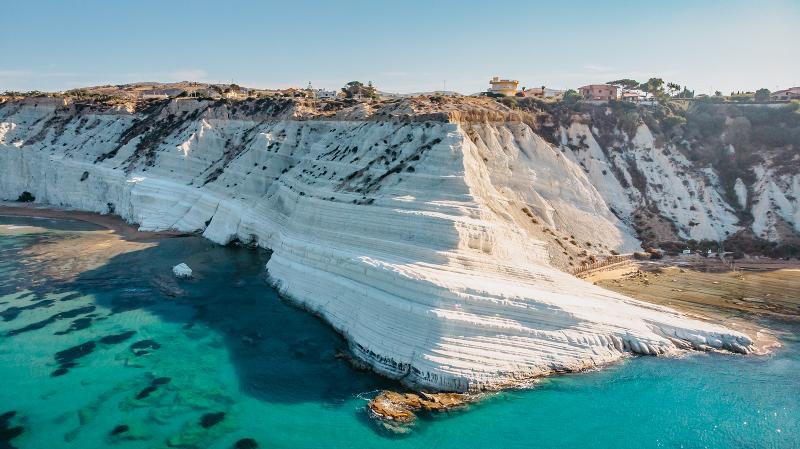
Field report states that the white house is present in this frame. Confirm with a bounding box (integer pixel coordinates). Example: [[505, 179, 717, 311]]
[[313, 89, 339, 100], [620, 90, 648, 102], [224, 90, 248, 100]]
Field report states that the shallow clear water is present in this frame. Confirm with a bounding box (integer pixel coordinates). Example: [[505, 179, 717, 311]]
[[0, 216, 798, 449]]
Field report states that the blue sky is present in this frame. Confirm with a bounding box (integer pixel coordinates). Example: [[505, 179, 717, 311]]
[[2, 0, 798, 94]]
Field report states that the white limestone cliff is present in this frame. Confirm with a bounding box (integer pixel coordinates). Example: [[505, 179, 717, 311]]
[[561, 122, 740, 242], [0, 97, 760, 391]]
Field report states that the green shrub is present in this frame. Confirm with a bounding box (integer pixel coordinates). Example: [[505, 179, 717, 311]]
[[17, 191, 35, 202]]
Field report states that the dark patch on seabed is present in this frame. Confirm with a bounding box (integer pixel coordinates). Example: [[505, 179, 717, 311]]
[[0, 299, 55, 322], [109, 424, 129, 436], [52, 340, 96, 376], [54, 316, 93, 334], [235, 437, 259, 449], [0, 411, 24, 449], [51, 329, 143, 376], [134, 385, 158, 400], [200, 412, 226, 428], [7, 305, 96, 336], [98, 330, 136, 344], [129, 339, 161, 356]]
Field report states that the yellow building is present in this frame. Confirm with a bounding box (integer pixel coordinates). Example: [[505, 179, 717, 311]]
[[488, 76, 519, 96], [224, 90, 248, 100]]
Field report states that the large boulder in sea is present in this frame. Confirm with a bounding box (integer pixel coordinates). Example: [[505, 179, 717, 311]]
[[172, 263, 193, 278]]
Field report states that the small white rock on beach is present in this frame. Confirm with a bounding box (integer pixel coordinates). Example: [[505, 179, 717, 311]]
[[172, 263, 193, 278]]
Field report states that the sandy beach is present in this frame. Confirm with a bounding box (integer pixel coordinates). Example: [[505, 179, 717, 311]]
[[583, 257, 800, 352], [0, 201, 189, 241], [0, 202, 191, 284]]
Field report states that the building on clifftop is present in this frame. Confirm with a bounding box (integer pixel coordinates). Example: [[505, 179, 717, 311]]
[[488, 77, 519, 96], [620, 89, 647, 102], [578, 84, 618, 101], [770, 87, 800, 101]]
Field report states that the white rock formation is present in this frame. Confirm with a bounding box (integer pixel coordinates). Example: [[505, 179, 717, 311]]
[[561, 122, 740, 242], [172, 263, 193, 278], [734, 178, 748, 209], [751, 165, 800, 241], [0, 97, 760, 391]]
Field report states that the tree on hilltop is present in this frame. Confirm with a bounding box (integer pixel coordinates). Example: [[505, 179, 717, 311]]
[[342, 81, 378, 99], [754, 88, 770, 102], [607, 79, 640, 90], [666, 82, 681, 97], [562, 89, 582, 106], [639, 78, 665, 99]]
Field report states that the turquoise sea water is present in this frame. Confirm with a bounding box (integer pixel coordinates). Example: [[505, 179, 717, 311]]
[[0, 216, 798, 449]]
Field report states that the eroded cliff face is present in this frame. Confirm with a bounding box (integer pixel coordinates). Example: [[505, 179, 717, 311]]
[[533, 100, 800, 256], [0, 96, 763, 391]]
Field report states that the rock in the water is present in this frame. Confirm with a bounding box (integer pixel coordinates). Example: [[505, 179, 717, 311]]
[[106, 419, 150, 443], [152, 377, 171, 385], [0, 410, 24, 445], [235, 438, 259, 449], [367, 390, 472, 428], [130, 339, 161, 356], [55, 317, 93, 335], [135, 385, 158, 400], [52, 340, 96, 375], [110, 424, 129, 435], [51, 367, 69, 377], [172, 263, 193, 278], [199, 412, 225, 428], [99, 330, 137, 345]]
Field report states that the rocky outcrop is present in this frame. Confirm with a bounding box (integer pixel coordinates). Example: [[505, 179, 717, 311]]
[[0, 96, 760, 391], [367, 390, 472, 431]]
